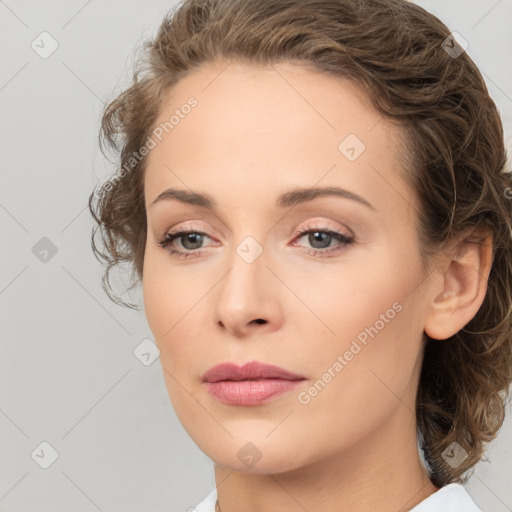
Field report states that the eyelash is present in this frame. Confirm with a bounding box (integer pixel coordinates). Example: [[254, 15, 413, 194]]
[[156, 222, 355, 260]]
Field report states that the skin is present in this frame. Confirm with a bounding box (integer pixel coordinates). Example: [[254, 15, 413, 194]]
[[142, 61, 493, 512]]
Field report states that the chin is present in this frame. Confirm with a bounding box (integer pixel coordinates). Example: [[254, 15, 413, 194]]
[[191, 432, 310, 475]]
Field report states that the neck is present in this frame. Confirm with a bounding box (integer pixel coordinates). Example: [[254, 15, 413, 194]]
[[213, 401, 438, 512]]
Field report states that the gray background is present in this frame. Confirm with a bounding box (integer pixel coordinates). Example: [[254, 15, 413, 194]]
[[1, 1, 511, 511]]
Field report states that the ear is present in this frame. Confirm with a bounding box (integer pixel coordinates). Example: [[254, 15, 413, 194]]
[[424, 231, 493, 341]]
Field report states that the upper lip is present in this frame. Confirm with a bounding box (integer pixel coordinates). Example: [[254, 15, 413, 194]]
[[202, 361, 305, 383]]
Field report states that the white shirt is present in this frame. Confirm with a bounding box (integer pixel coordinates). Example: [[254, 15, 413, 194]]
[[192, 483, 482, 511]]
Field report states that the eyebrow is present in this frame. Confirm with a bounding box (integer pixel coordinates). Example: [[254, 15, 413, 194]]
[[150, 185, 376, 211]]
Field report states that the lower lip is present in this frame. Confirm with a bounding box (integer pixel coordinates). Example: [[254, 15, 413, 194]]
[[204, 379, 304, 406]]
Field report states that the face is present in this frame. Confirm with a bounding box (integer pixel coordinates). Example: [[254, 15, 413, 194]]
[[142, 61, 432, 474]]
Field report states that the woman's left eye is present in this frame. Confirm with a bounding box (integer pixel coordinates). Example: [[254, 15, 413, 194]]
[[156, 224, 354, 259], [292, 225, 354, 257]]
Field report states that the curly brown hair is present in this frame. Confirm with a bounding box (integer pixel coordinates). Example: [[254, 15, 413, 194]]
[[89, 0, 512, 488]]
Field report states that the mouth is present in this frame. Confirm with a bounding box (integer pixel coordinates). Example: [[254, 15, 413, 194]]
[[202, 361, 306, 406]]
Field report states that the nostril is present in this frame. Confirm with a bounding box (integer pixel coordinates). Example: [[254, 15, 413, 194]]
[[253, 319, 266, 325]]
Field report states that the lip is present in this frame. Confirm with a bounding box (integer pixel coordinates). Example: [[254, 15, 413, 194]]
[[202, 361, 306, 406]]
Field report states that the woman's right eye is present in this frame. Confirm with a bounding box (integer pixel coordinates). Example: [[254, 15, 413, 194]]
[[156, 229, 214, 259]]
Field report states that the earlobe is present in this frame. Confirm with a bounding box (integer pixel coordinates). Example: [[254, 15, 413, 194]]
[[424, 232, 493, 341]]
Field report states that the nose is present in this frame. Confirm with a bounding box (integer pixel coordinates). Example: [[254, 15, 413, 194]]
[[214, 247, 284, 338]]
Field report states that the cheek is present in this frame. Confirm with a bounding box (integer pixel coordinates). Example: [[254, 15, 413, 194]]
[[291, 245, 425, 400], [301, 258, 424, 415], [290, 298, 423, 463], [143, 244, 189, 331], [142, 251, 205, 421], [283, 248, 416, 352], [142, 246, 215, 371], [143, 248, 189, 351]]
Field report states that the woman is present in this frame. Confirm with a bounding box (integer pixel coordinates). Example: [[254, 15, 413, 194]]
[[89, 0, 512, 510]]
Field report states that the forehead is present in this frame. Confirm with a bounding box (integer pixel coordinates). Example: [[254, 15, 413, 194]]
[[151, 60, 383, 143], [144, 61, 412, 217]]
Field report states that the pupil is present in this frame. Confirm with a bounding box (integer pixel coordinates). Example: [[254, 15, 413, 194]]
[[309, 231, 331, 249], [183, 233, 203, 250]]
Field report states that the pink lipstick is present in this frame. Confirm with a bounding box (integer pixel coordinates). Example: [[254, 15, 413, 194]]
[[202, 361, 306, 406]]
